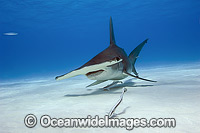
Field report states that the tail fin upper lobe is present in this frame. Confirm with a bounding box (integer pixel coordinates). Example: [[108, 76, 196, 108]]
[[128, 39, 148, 76]]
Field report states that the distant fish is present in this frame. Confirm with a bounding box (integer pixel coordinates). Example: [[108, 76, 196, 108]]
[[3, 32, 18, 36], [56, 17, 156, 88]]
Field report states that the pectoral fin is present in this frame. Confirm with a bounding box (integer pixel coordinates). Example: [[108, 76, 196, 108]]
[[123, 71, 157, 82], [86, 80, 107, 88]]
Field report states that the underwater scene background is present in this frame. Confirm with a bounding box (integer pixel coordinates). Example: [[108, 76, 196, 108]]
[[0, 0, 200, 81], [0, 0, 200, 133]]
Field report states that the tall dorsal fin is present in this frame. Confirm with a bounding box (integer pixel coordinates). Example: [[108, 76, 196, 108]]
[[110, 17, 116, 46]]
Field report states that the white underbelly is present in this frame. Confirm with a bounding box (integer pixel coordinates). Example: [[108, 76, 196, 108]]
[[86, 63, 129, 80]]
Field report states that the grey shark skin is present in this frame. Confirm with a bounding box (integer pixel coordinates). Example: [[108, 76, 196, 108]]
[[55, 17, 156, 87]]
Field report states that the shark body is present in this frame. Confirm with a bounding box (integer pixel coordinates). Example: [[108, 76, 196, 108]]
[[56, 17, 156, 87]]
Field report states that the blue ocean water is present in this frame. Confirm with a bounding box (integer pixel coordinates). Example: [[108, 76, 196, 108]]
[[0, 0, 200, 81]]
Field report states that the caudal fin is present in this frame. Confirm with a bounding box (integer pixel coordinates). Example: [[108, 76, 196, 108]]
[[128, 39, 148, 76]]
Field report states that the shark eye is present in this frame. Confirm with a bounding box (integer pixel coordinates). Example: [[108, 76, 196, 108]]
[[114, 57, 120, 61]]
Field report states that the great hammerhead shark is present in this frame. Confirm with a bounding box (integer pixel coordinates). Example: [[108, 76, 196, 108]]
[[56, 17, 156, 88]]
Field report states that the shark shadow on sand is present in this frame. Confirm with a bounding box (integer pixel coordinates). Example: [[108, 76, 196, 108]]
[[64, 80, 154, 97]]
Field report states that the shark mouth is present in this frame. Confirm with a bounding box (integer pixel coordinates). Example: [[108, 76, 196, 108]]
[[86, 70, 104, 77]]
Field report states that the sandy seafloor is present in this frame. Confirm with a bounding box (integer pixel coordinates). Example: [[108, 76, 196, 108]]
[[0, 63, 200, 133]]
